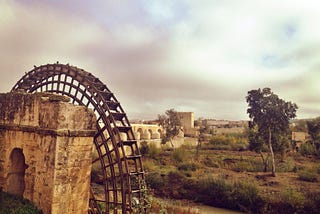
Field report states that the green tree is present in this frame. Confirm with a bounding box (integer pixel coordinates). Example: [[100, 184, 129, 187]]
[[158, 109, 181, 148], [247, 122, 269, 172], [196, 123, 210, 159], [306, 117, 320, 154], [246, 88, 298, 176]]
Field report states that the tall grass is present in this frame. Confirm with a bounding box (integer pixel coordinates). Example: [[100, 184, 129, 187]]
[[300, 142, 320, 157], [140, 141, 161, 160], [196, 175, 261, 212], [298, 168, 318, 182], [208, 134, 248, 151], [281, 188, 305, 210], [171, 148, 188, 163]]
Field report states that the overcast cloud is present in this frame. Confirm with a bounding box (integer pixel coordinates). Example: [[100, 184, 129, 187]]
[[1, 0, 320, 120]]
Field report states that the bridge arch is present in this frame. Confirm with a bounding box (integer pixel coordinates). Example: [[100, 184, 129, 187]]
[[131, 124, 163, 140], [12, 63, 146, 213], [157, 129, 163, 138], [137, 128, 143, 140]]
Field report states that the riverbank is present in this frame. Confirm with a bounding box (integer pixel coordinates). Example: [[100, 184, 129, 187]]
[[142, 139, 320, 213], [150, 198, 244, 214], [199, 204, 243, 214]]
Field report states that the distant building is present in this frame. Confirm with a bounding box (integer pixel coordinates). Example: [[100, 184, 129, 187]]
[[204, 119, 229, 127], [177, 112, 198, 137], [292, 131, 310, 151], [177, 112, 194, 128], [202, 119, 247, 134]]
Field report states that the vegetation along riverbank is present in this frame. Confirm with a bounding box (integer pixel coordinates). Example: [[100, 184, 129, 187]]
[[141, 135, 320, 214]]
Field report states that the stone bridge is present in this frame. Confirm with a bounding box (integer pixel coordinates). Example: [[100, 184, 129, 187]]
[[131, 124, 163, 140]]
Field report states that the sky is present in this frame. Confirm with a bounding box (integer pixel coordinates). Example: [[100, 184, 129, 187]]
[[1, 0, 320, 120]]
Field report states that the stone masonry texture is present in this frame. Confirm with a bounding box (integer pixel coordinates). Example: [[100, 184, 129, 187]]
[[0, 92, 96, 214]]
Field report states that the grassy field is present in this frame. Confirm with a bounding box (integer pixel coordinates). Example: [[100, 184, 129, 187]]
[[142, 137, 320, 214]]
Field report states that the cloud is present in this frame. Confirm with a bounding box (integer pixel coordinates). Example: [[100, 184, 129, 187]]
[[0, 1, 105, 88], [1, 0, 320, 120]]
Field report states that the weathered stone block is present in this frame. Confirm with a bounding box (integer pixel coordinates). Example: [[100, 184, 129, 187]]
[[0, 92, 96, 214]]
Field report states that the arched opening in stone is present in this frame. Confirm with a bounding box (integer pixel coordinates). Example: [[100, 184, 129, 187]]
[[137, 128, 143, 139], [158, 129, 163, 138], [137, 128, 143, 136], [7, 148, 27, 196]]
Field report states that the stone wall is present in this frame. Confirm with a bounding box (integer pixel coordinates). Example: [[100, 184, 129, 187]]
[[177, 112, 194, 129], [177, 112, 197, 137], [0, 92, 96, 214]]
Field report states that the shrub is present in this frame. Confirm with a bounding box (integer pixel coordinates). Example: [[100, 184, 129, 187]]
[[143, 159, 157, 172], [167, 170, 186, 181], [146, 172, 165, 191], [230, 142, 248, 151], [203, 157, 219, 168], [140, 141, 149, 156], [148, 143, 161, 160], [304, 191, 320, 213], [231, 161, 255, 172], [171, 148, 187, 163], [139, 141, 162, 160], [298, 169, 318, 182], [317, 164, 320, 174], [209, 134, 248, 151], [196, 175, 234, 208], [276, 157, 296, 172], [147, 170, 191, 198], [210, 135, 230, 145], [280, 188, 305, 210], [98, 201, 106, 213], [209, 135, 231, 150], [229, 158, 267, 173], [177, 163, 198, 172], [196, 175, 262, 212], [91, 162, 103, 184], [232, 180, 261, 212], [300, 142, 315, 156]]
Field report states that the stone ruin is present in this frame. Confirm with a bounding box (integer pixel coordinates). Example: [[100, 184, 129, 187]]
[[0, 92, 96, 213]]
